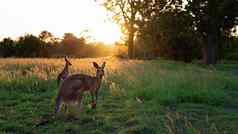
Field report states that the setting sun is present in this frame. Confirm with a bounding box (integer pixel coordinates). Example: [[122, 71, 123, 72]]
[[0, 0, 122, 43], [91, 23, 122, 44]]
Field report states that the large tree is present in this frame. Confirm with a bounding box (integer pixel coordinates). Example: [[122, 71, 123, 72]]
[[186, 0, 238, 64], [135, 0, 184, 58], [99, 0, 183, 59], [99, 0, 143, 58]]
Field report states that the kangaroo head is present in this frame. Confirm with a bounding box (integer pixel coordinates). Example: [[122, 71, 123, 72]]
[[93, 62, 106, 79], [64, 56, 72, 66]]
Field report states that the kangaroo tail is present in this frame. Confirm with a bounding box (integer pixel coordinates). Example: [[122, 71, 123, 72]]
[[55, 95, 62, 114]]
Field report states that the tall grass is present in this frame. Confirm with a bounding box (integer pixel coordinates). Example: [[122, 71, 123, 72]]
[[0, 58, 238, 133]]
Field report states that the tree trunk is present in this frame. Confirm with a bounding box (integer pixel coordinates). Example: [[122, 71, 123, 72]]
[[203, 32, 217, 64], [128, 31, 135, 59], [203, 0, 219, 65], [203, 16, 218, 65]]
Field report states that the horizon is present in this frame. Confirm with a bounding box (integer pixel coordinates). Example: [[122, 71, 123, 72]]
[[0, 0, 122, 44]]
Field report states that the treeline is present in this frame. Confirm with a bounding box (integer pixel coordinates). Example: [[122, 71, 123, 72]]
[[101, 0, 238, 64], [135, 9, 238, 62], [0, 31, 114, 58]]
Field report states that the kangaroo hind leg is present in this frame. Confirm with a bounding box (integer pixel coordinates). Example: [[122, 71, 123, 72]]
[[55, 95, 62, 114], [76, 93, 84, 117]]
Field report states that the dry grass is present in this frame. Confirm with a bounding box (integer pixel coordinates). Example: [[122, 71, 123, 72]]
[[0, 57, 238, 133]]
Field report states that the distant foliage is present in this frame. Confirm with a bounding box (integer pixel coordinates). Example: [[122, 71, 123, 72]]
[[0, 31, 114, 58], [0, 38, 16, 57]]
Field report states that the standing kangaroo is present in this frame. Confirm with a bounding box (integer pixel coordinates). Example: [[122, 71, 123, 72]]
[[57, 57, 72, 85], [55, 62, 106, 114]]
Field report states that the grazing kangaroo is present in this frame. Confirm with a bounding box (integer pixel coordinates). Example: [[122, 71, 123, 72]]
[[54, 62, 106, 114], [57, 56, 72, 85]]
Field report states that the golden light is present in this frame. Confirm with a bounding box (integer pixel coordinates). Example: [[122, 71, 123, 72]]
[[0, 0, 123, 44], [91, 22, 123, 44]]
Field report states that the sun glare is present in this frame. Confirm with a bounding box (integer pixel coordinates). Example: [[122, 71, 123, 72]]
[[92, 23, 123, 44], [0, 0, 123, 44]]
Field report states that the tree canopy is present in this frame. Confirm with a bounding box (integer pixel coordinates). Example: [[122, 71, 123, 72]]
[[99, 0, 238, 64], [0, 31, 114, 58]]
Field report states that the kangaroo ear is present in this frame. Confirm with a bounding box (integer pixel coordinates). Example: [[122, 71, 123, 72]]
[[65, 56, 72, 65], [68, 59, 72, 65], [102, 62, 106, 69], [93, 62, 99, 68]]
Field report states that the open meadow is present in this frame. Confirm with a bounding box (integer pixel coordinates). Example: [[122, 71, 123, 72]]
[[0, 58, 238, 134]]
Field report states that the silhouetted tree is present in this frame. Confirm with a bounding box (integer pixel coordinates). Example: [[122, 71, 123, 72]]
[[99, 0, 185, 59], [0, 38, 16, 57], [61, 33, 82, 56], [186, 0, 238, 64], [17, 34, 44, 57], [99, 0, 144, 59], [0, 31, 116, 58]]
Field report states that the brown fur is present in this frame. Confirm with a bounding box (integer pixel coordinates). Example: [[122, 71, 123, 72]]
[[55, 62, 105, 114], [57, 56, 72, 85]]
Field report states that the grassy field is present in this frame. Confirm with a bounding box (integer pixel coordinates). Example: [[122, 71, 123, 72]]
[[0, 57, 238, 134]]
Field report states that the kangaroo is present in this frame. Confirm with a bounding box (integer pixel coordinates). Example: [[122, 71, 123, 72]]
[[54, 62, 106, 114], [57, 56, 72, 85]]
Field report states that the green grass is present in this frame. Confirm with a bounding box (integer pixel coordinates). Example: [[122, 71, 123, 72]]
[[0, 58, 238, 134]]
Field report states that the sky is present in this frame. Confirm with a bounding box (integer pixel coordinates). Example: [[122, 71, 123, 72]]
[[0, 0, 122, 43]]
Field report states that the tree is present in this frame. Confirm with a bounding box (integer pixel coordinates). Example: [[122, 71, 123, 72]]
[[39, 30, 55, 43], [0, 38, 16, 57], [99, 0, 143, 58], [17, 34, 44, 57], [61, 33, 90, 57], [135, 0, 196, 60], [0, 31, 116, 58], [99, 0, 184, 59], [61, 33, 79, 56], [158, 10, 202, 62], [135, 5, 202, 62], [186, 0, 238, 64]]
